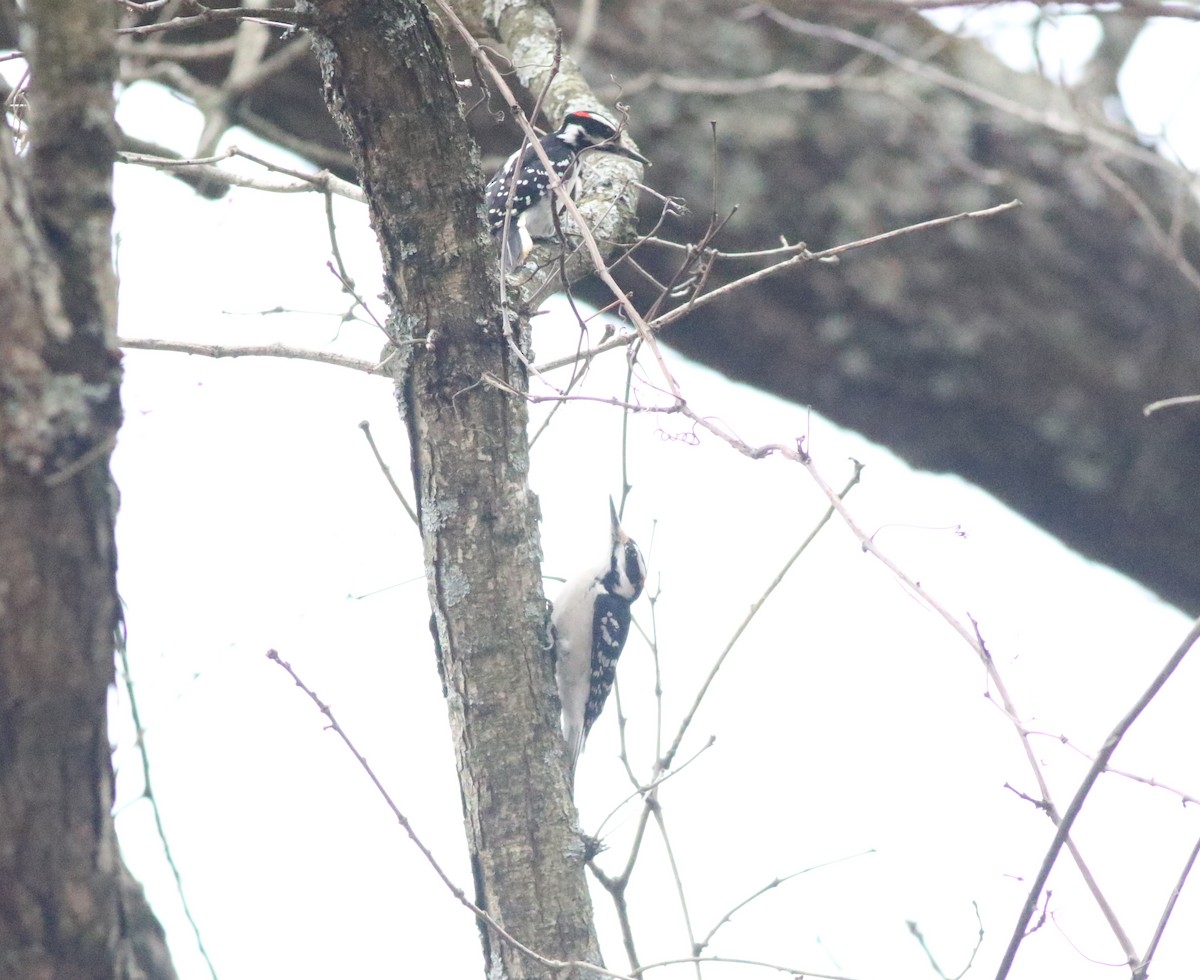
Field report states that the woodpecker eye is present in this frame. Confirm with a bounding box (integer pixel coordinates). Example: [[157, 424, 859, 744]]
[[624, 544, 644, 584]]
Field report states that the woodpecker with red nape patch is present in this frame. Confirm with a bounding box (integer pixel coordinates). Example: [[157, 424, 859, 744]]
[[485, 110, 649, 275]]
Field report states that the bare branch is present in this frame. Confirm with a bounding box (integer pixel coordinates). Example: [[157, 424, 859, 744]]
[[1093, 158, 1200, 294], [592, 737, 716, 845], [534, 200, 1022, 375], [650, 200, 1022, 335], [696, 852, 876, 955], [1028, 730, 1200, 806], [1143, 393, 1200, 416], [119, 337, 384, 374], [648, 804, 702, 979], [1139, 832, 1200, 977], [115, 5, 300, 37], [264, 650, 638, 980], [995, 613, 1200, 979], [907, 901, 984, 980], [662, 462, 862, 770], [118, 147, 365, 201], [358, 421, 419, 527], [115, 635, 218, 980], [634, 953, 870, 978], [620, 68, 891, 98], [744, 3, 1186, 175], [631, 391, 1135, 963], [484, 372, 681, 413]]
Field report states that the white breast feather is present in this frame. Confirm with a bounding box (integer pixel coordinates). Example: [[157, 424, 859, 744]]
[[552, 566, 603, 774]]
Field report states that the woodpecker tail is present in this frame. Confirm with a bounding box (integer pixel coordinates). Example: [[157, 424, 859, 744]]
[[498, 219, 528, 276], [563, 720, 586, 791]]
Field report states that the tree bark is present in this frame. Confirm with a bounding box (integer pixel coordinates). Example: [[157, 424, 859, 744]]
[[107, 1, 1200, 612], [300, 0, 602, 974], [0, 0, 175, 976]]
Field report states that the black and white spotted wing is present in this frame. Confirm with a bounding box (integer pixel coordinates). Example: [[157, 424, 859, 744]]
[[582, 591, 634, 738], [483, 144, 573, 235], [483, 140, 576, 272]]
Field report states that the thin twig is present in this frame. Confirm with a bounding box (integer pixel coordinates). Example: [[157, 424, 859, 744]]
[[116, 634, 219, 980], [650, 200, 1022, 335], [746, 3, 1175, 175], [482, 373, 681, 413], [115, 6, 300, 36], [633, 953, 868, 979], [1027, 730, 1199, 807], [968, 619, 1135, 962], [793, 449, 1137, 965], [358, 421, 419, 527], [994, 613, 1200, 979], [116, 35, 240, 59], [1143, 393, 1200, 416], [534, 200, 1022, 375], [589, 804, 651, 973], [618, 389, 1133, 963], [1138, 832, 1200, 978], [1093, 158, 1200, 295], [662, 460, 863, 769], [592, 736, 716, 844], [322, 259, 390, 340], [264, 650, 636, 980], [119, 337, 385, 374], [908, 901, 984, 980], [648, 803, 703, 980], [696, 852, 876, 955], [119, 148, 365, 202]]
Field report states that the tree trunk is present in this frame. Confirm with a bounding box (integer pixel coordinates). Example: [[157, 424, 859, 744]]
[[0, 0, 175, 976], [300, 0, 602, 974]]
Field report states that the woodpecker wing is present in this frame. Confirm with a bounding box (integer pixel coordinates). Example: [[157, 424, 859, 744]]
[[584, 591, 634, 739], [484, 138, 576, 273], [484, 147, 533, 273]]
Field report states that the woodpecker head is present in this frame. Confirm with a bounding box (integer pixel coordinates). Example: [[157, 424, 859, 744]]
[[555, 111, 650, 166], [604, 497, 647, 602]]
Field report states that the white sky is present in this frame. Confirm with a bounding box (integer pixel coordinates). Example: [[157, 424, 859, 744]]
[[9, 7, 1200, 979]]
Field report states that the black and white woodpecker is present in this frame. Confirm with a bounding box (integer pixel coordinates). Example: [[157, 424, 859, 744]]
[[484, 110, 649, 275], [551, 499, 648, 784]]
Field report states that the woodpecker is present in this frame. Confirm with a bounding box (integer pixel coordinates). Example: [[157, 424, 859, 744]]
[[484, 110, 649, 275], [551, 499, 648, 784]]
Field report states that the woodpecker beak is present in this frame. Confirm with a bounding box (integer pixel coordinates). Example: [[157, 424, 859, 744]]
[[599, 142, 650, 167], [609, 497, 630, 544]]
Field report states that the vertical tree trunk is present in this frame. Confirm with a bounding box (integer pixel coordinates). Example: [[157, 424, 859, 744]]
[[302, 0, 602, 974], [0, 0, 175, 976]]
